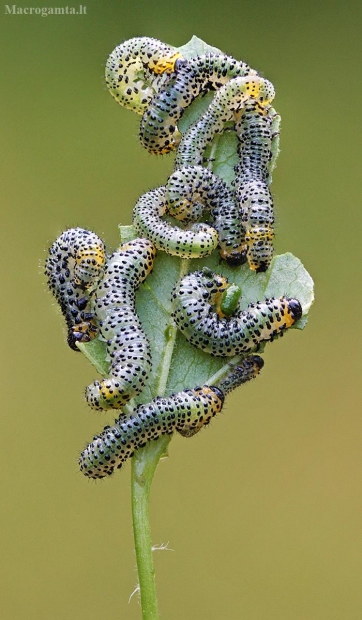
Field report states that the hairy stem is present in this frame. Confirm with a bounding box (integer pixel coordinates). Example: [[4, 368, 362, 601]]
[[130, 257, 189, 619], [131, 438, 168, 620]]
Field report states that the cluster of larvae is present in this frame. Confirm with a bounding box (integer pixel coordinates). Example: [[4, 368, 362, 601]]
[[45, 37, 302, 478]]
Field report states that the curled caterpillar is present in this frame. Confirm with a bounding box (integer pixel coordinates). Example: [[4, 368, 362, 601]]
[[165, 165, 246, 265], [85, 238, 156, 410], [178, 266, 238, 319], [132, 186, 219, 259], [234, 101, 280, 272], [140, 52, 258, 154], [105, 37, 183, 115], [175, 75, 275, 169], [171, 269, 302, 357], [45, 228, 106, 350], [79, 355, 263, 478]]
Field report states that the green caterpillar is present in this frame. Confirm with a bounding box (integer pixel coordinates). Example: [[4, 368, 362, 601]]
[[218, 283, 242, 317], [132, 186, 219, 259], [79, 355, 263, 478], [165, 166, 246, 265], [85, 238, 156, 410], [45, 228, 106, 350], [139, 52, 258, 154], [171, 268, 302, 357], [105, 37, 183, 114], [234, 102, 281, 272]]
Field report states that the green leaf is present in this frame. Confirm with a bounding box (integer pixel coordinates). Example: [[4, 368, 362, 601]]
[[80, 36, 314, 407], [177, 35, 222, 59], [77, 338, 108, 375]]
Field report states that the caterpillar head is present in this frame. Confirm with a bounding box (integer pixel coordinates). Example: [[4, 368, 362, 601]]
[[221, 247, 248, 267], [287, 298, 303, 323]]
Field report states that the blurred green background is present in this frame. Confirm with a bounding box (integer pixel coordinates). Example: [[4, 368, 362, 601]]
[[1, 0, 362, 618]]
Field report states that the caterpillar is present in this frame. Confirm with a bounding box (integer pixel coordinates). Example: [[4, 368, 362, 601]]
[[85, 238, 156, 410], [139, 52, 258, 154], [174, 75, 275, 169], [165, 165, 246, 266], [79, 355, 263, 478], [171, 269, 302, 357], [234, 101, 280, 272], [45, 228, 106, 351], [216, 354, 264, 396], [105, 37, 184, 115], [132, 186, 219, 259]]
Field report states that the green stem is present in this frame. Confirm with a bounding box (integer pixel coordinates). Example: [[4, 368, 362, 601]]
[[206, 355, 243, 386], [207, 133, 221, 169], [131, 437, 169, 620], [130, 257, 189, 619]]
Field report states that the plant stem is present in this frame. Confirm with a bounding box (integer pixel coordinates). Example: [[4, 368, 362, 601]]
[[131, 437, 169, 620], [130, 257, 190, 619]]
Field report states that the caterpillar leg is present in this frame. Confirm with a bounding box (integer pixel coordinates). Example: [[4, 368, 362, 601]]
[[45, 228, 106, 350]]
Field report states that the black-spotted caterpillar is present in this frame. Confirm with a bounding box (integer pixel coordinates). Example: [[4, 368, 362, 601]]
[[44, 37, 309, 491], [174, 75, 275, 168], [161, 77, 274, 265], [45, 228, 106, 350], [105, 40, 261, 155], [234, 101, 281, 272], [132, 170, 246, 265], [165, 166, 246, 266], [108, 38, 278, 269], [132, 186, 219, 259], [105, 37, 183, 115], [79, 355, 264, 478], [139, 52, 258, 154], [171, 268, 302, 357], [170, 100, 280, 271], [85, 238, 156, 410]]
